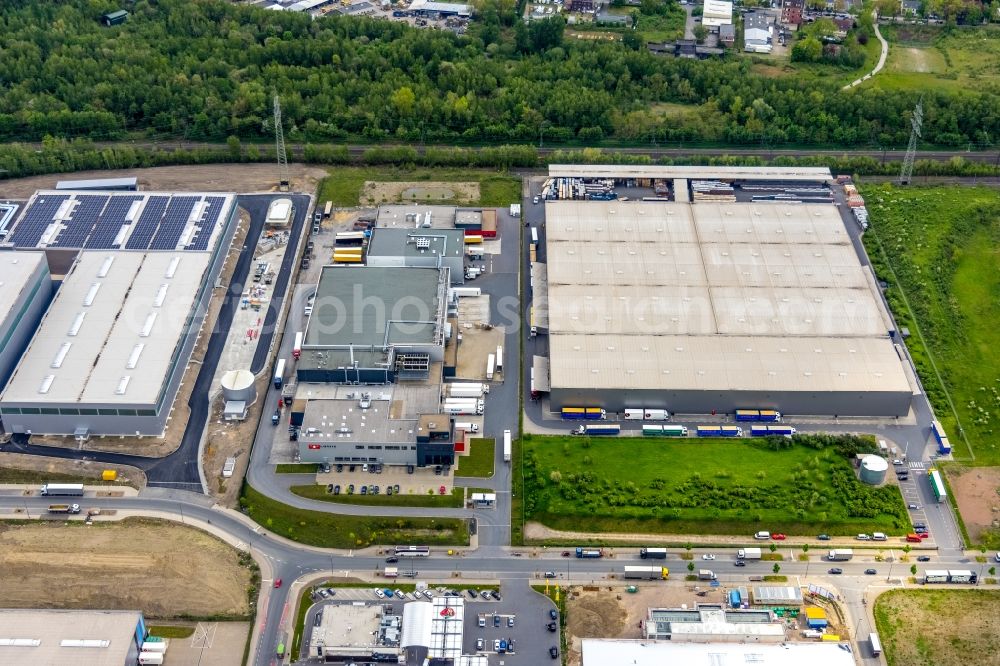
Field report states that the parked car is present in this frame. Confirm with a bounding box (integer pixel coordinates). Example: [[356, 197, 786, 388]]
[[701, 554, 716, 561], [828, 568, 843, 575], [481, 590, 492, 600], [336, 464, 343, 472], [508, 616, 515, 627], [407, 465, 415, 474], [493, 591, 502, 601], [856, 534, 871, 541], [394, 590, 405, 599], [394, 484, 400, 494], [476, 637, 484, 650], [544, 571, 557, 578], [347, 484, 354, 494], [817, 534, 831, 541], [318, 588, 330, 598], [467, 589, 478, 598], [908, 503, 921, 510], [550, 646, 560, 658], [547, 622, 558, 632], [494, 614, 501, 628], [865, 568, 877, 575], [373, 485, 380, 494], [771, 533, 787, 541], [386, 486, 393, 496], [333, 485, 340, 495], [917, 556, 931, 562], [917, 531, 929, 539], [423, 590, 434, 600], [734, 561, 747, 567], [549, 609, 558, 620], [360, 486, 367, 495], [439, 485, 447, 495]]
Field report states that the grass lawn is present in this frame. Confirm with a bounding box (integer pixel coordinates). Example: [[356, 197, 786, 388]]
[[147, 625, 195, 639], [875, 589, 1000, 666], [318, 167, 520, 207], [275, 463, 318, 474], [456, 438, 495, 478], [290, 484, 464, 508], [522, 434, 908, 536], [875, 24, 1000, 92], [239, 484, 468, 549], [861, 184, 1000, 464]]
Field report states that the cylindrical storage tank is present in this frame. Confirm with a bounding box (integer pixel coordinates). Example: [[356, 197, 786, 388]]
[[221, 369, 257, 404], [859, 455, 889, 485]]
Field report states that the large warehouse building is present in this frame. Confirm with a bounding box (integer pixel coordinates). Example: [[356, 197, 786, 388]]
[[297, 265, 449, 384], [0, 609, 148, 666], [0, 190, 238, 436], [0, 252, 52, 390], [541, 193, 912, 416]]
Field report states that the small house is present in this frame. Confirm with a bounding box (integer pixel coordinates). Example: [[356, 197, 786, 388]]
[[100, 10, 128, 26]]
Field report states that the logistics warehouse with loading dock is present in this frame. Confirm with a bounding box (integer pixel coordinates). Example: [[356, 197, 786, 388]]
[[540, 181, 913, 417]]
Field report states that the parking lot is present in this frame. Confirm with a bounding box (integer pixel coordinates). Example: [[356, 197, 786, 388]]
[[299, 582, 560, 664]]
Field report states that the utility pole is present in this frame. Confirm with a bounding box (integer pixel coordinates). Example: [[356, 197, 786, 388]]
[[899, 98, 923, 185], [273, 94, 290, 192]]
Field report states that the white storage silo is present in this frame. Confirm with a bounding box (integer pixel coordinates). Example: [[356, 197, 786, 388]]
[[221, 369, 256, 405], [859, 455, 889, 485]]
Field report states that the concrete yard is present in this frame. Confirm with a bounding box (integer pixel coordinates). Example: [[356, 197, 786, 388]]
[[152, 622, 250, 666]]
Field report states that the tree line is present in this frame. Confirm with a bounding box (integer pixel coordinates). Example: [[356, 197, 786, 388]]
[[0, 0, 998, 149]]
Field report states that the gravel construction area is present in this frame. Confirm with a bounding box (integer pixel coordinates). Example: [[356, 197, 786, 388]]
[[949, 465, 1000, 541], [0, 519, 254, 618], [360, 180, 479, 205]]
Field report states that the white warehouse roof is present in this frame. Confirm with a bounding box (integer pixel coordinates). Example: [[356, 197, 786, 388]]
[[545, 200, 909, 396], [0, 609, 142, 666], [0, 252, 47, 324], [582, 640, 856, 666], [1, 251, 210, 406]]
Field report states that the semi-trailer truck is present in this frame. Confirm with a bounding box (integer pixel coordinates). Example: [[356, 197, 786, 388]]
[[273, 358, 286, 389], [737, 548, 762, 560], [735, 409, 782, 422], [40, 483, 85, 496], [625, 409, 670, 421], [576, 548, 603, 558], [486, 353, 495, 381], [696, 425, 742, 437], [443, 399, 484, 415], [448, 383, 488, 398], [503, 430, 512, 462], [640, 547, 668, 560], [572, 424, 621, 436], [561, 407, 606, 420], [750, 425, 796, 436], [47, 504, 81, 514], [623, 566, 669, 580], [453, 422, 480, 433], [828, 549, 854, 561], [292, 331, 303, 360]]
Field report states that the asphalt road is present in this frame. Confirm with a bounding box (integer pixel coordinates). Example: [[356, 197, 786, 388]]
[[1, 492, 992, 666]]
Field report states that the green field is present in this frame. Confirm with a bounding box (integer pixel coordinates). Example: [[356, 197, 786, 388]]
[[875, 589, 1000, 666], [290, 484, 464, 508], [876, 24, 1000, 92], [522, 433, 908, 536], [275, 464, 319, 474], [861, 184, 1000, 464], [0, 466, 136, 488], [456, 438, 495, 478], [239, 484, 467, 549], [317, 167, 520, 208]]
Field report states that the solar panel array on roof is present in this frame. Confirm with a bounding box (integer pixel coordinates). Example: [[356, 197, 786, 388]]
[[6, 195, 69, 247], [124, 196, 169, 250], [9, 191, 234, 253], [149, 195, 198, 250], [84, 195, 144, 249], [52, 195, 108, 248], [189, 196, 227, 250]]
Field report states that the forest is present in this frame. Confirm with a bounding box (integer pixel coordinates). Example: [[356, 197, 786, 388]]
[[0, 0, 999, 148]]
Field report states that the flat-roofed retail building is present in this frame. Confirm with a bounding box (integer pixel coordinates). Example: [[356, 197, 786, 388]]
[[544, 200, 912, 416]]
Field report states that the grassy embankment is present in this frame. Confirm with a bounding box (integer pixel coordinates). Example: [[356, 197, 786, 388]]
[[239, 484, 468, 549], [317, 167, 521, 207]]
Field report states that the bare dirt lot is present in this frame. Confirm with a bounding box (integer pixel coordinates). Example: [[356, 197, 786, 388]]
[[0, 163, 328, 199], [875, 589, 1000, 666], [949, 465, 1000, 540], [0, 519, 254, 618], [360, 180, 479, 206]]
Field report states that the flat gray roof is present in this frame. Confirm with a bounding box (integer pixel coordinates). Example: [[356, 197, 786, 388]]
[[0, 251, 47, 326], [376, 205, 457, 229], [0, 608, 140, 666], [55, 177, 137, 190], [545, 199, 908, 394], [301, 397, 418, 444], [549, 164, 832, 181], [1, 251, 210, 406], [366, 227, 465, 259], [304, 266, 445, 348], [582, 639, 856, 666]]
